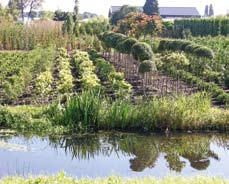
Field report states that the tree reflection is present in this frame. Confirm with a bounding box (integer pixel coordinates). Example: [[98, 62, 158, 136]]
[[47, 133, 228, 173]]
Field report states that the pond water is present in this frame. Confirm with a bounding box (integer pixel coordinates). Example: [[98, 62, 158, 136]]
[[0, 132, 228, 178]]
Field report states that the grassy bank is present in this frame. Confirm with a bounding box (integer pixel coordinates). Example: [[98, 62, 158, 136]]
[[1, 173, 228, 184], [0, 92, 229, 133], [0, 105, 68, 135]]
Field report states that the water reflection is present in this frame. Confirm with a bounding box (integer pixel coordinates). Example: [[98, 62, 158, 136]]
[[47, 133, 228, 173]]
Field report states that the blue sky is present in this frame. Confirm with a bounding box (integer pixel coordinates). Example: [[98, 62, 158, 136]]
[[1, 0, 229, 17]]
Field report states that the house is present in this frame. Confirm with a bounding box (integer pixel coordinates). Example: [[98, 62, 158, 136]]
[[109, 6, 201, 19]]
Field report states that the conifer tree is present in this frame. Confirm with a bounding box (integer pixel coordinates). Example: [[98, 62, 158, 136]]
[[209, 4, 214, 17], [74, 0, 79, 22], [204, 5, 209, 17], [143, 0, 159, 16]]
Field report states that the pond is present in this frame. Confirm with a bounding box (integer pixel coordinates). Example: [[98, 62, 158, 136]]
[[0, 132, 228, 178]]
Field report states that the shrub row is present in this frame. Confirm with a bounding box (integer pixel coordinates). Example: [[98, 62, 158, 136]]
[[166, 66, 229, 105], [73, 50, 100, 90], [174, 18, 229, 37], [88, 49, 132, 98], [56, 48, 74, 93], [99, 31, 153, 62], [158, 39, 214, 59]]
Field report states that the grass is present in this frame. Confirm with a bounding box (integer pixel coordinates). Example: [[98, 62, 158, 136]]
[[54, 91, 229, 132], [0, 105, 68, 135], [1, 173, 228, 184], [0, 92, 229, 133]]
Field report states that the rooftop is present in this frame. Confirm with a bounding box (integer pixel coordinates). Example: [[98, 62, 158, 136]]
[[110, 6, 201, 18]]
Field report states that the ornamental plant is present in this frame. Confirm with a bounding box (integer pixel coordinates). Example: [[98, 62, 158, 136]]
[[131, 42, 153, 62], [139, 60, 157, 74]]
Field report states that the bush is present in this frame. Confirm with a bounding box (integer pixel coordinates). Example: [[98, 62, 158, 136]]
[[131, 42, 153, 62], [139, 60, 157, 74], [117, 38, 138, 54], [158, 39, 214, 59]]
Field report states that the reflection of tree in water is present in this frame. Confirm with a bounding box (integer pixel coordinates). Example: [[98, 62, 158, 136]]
[[161, 135, 219, 171], [48, 133, 228, 173], [118, 135, 159, 172], [48, 133, 132, 160]]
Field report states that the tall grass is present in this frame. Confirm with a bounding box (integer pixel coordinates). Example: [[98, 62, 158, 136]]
[[54, 92, 229, 132], [56, 91, 103, 132]]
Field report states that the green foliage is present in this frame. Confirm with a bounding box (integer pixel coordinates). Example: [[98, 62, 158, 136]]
[[51, 92, 229, 132], [62, 13, 74, 35], [56, 48, 74, 93], [139, 60, 157, 74], [224, 67, 229, 88], [174, 18, 229, 37], [0, 46, 55, 103], [35, 70, 53, 96], [117, 38, 138, 54], [55, 90, 102, 131], [164, 66, 229, 105], [73, 50, 100, 90], [1, 173, 229, 184], [193, 46, 214, 59], [131, 42, 153, 62], [88, 50, 132, 98], [158, 39, 214, 59], [0, 106, 54, 133], [161, 52, 189, 69], [143, 0, 159, 15], [108, 72, 132, 98]]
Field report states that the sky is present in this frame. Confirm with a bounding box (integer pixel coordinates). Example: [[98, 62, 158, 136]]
[[1, 0, 229, 17]]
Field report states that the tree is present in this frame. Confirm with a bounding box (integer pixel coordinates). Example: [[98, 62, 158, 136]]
[[73, 0, 79, 22], [143, 0, 159, 16], [0, 3, 4, 17], [209, 4, 214, 17], [204, 5, 209, 17], [16, 0, 30, 21], [27, 0, 43, 20], [53, 10, 68, 21], [110, 5, 138, 25], [62, 13, 74, 35], [7, 0, 20, 20], [114, 12, 161, 39]]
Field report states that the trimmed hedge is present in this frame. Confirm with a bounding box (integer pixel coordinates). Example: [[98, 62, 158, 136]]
[[158, 39, 214, 59], [174, 18, 229, 37], [131, 42, 153, 62], [100, 31, 154, 62]]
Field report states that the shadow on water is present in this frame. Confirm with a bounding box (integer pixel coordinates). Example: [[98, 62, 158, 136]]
[[46, 133, 229, 173]]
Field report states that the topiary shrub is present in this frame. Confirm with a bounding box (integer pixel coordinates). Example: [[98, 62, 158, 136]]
[[131, 42, 153, 62], [193, 46, 214, 59], [116, 38, 138, 54], [138, 60, 157, 74], [110, 33, 126, 48]]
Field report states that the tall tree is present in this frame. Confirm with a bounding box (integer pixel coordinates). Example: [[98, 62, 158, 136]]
[[209, 4, 214, 17], [27, 0, 43, 20], [73, 0, 79, 22], [8, 0, 30, 21], [17, 0, 30, 21], [62, 13, 74, 35], [7, 0, 20, 20], [204, 5, 209, 17], [53, 10, 68, 21], [143, 0, 159, 16]]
